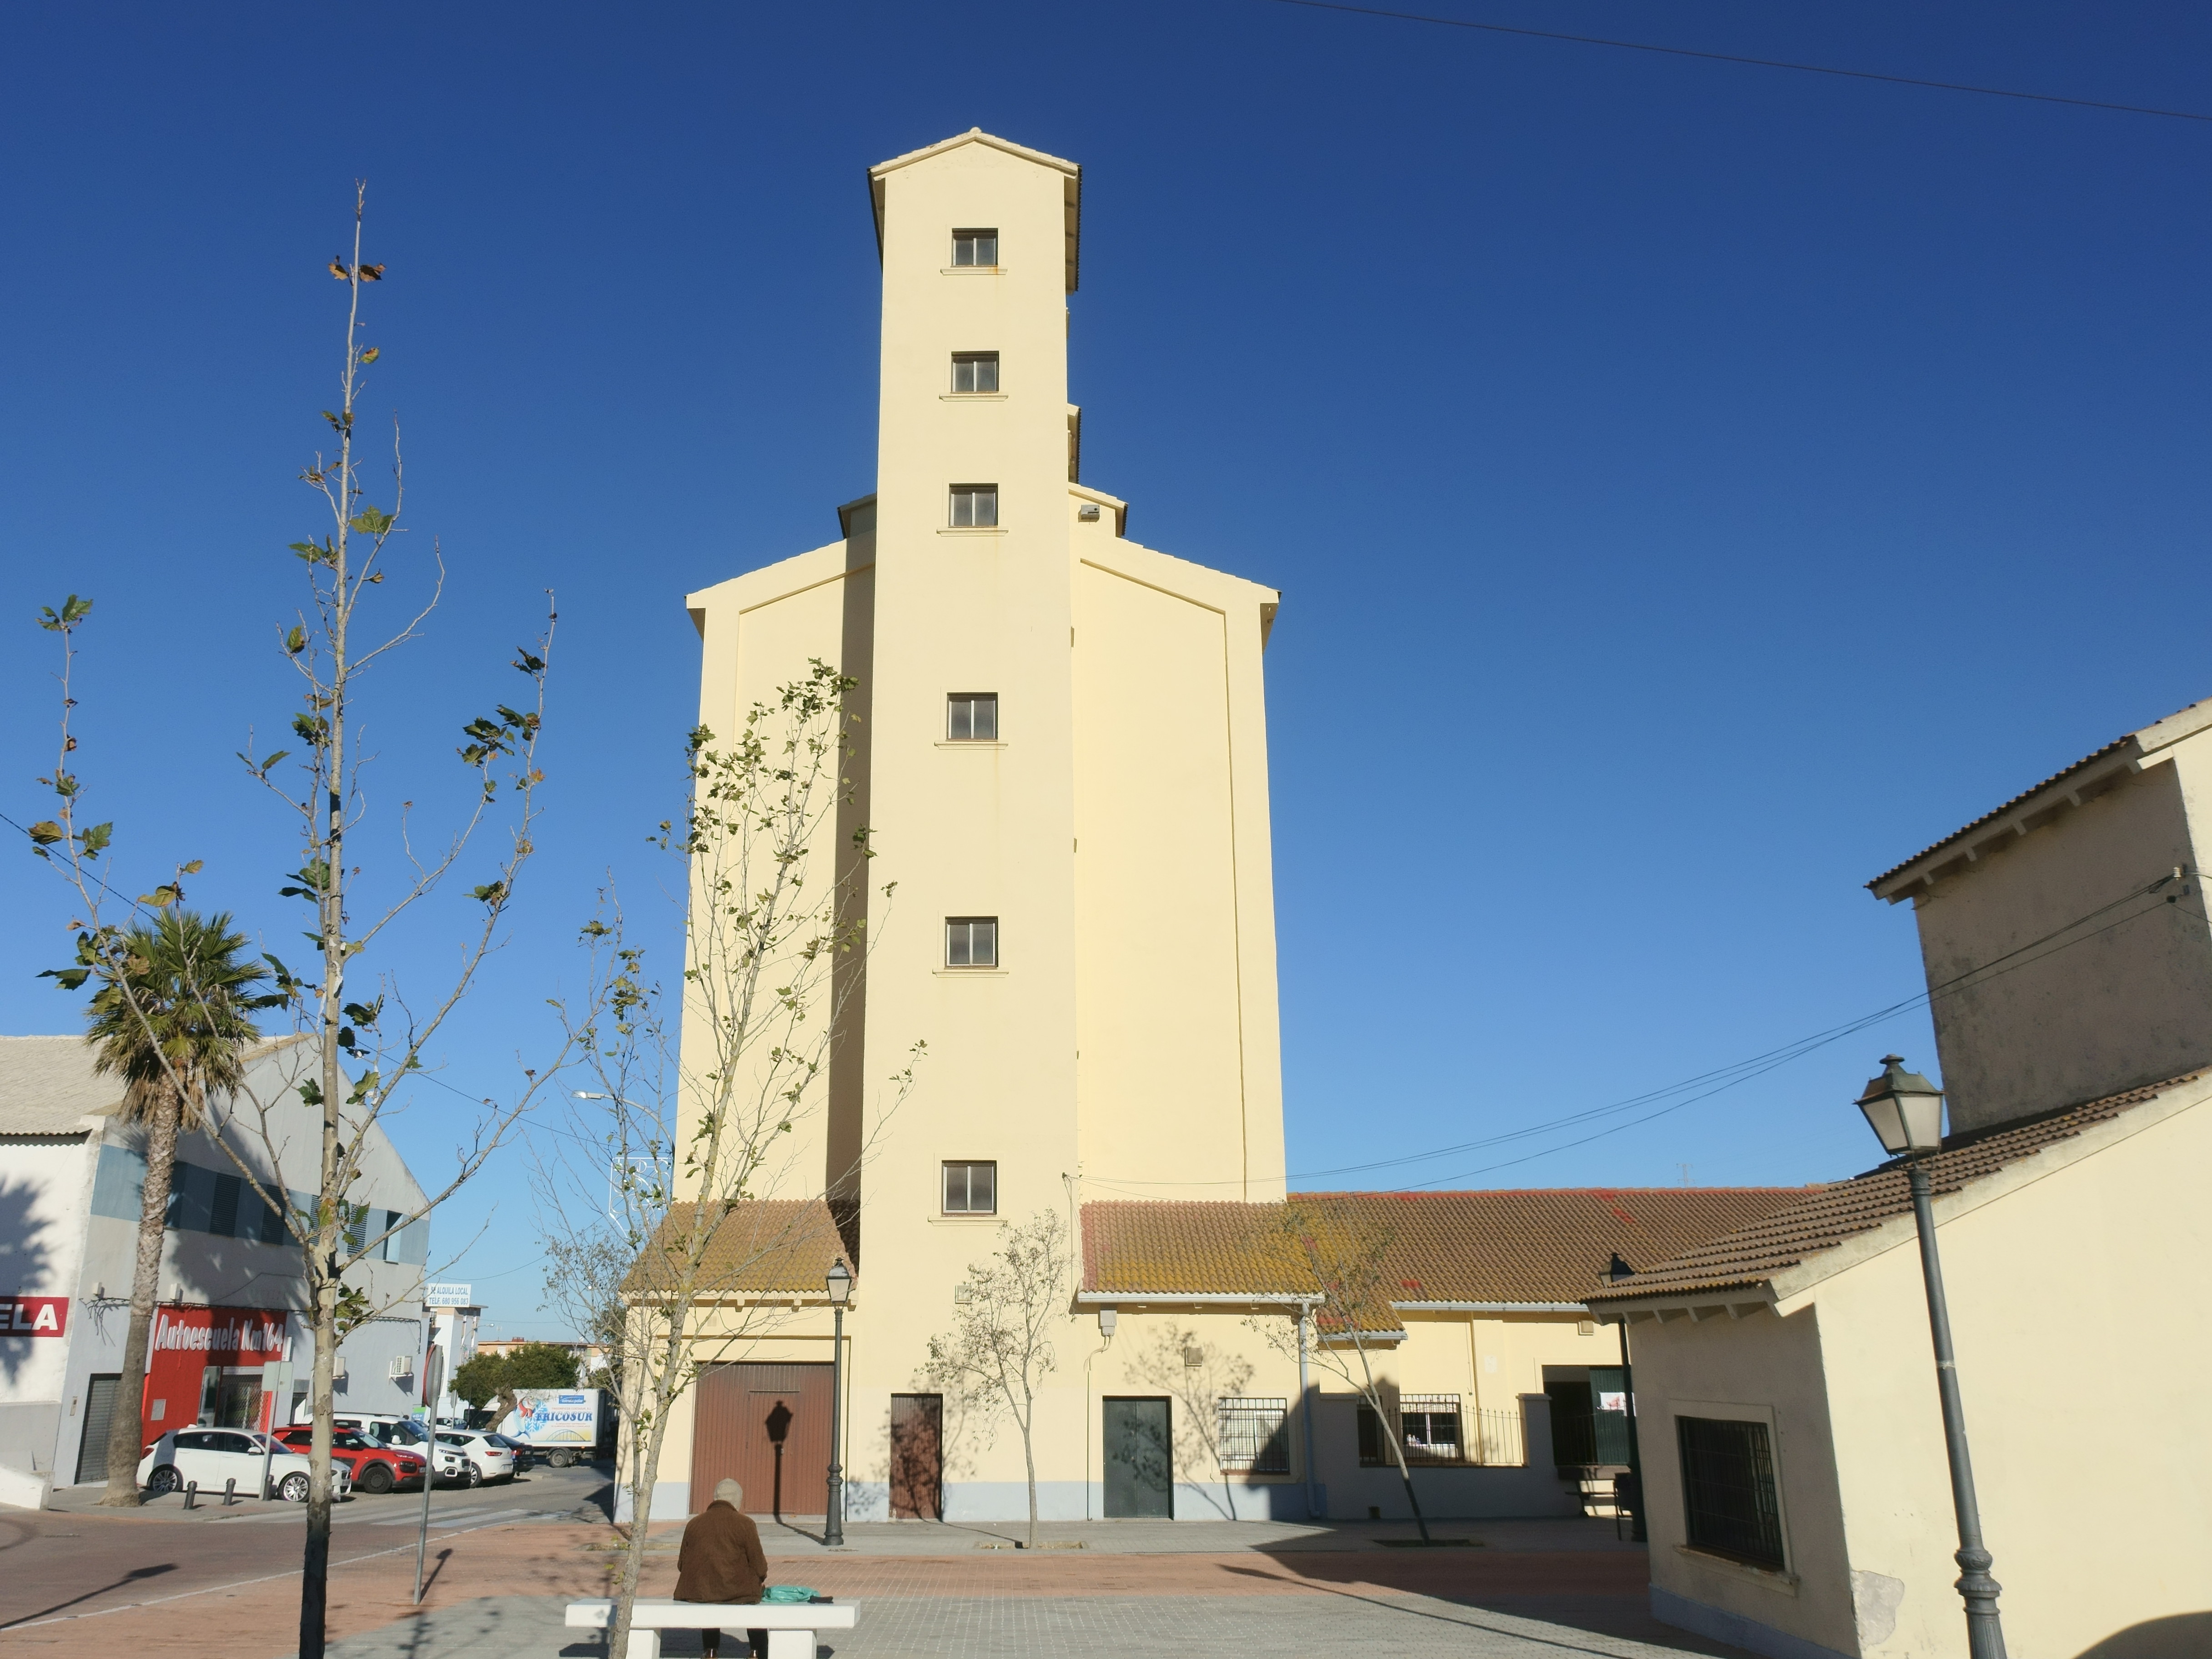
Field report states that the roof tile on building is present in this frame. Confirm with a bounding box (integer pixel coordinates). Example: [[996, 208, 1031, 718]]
[[1865, 732, 2136, 893], [0, 1035, 122, 1135], [625, 1198, 850, 1297], [1082, 1188, 1808, 1326], [1586, 1072, 2203, 1304]]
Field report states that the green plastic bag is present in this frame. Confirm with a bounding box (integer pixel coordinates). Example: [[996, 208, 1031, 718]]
[[762, 1585, 823, 1604]]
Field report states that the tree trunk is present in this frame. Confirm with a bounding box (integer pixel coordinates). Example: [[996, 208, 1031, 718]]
[[1021, 1413, 1038, 1549], [611, 1314, 690, 1659], [299, 1275, 338, 1659], [1387, 1431, 1432, 1544], [101, 1097, 181, 1505]]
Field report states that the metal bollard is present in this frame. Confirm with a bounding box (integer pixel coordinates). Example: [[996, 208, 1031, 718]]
[[224, 1478, 237, 1506], [184, 1481, 198, 1510]]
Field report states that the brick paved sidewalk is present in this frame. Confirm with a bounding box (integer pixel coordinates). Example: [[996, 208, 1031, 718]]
[[0, 1518, 1748, 1659]]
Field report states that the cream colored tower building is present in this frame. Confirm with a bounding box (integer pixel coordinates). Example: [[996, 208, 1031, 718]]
[[664, 130, 1288, 1519]]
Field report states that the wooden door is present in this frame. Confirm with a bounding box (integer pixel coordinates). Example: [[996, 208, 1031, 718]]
[[691, 1362, 833, 1517], [889, 1393, 943, 1519], [1102, 1396, 1172, 1518]]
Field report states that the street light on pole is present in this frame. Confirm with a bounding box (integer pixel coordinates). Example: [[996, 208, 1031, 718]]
[[1855, 1055, 2009, 1659], [823, 1257, 853, 1547]]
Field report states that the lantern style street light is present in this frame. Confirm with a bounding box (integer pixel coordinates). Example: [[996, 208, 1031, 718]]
[[823, 1258, 853, 1547], [1855, 1056, 2008, 1659]]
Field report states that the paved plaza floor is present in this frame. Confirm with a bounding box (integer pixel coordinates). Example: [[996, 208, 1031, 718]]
[[1, 1474, 1751, 1659]]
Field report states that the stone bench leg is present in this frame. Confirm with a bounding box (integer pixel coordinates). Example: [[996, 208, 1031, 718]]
[[763, 1632, 814, 1659], [623, 1631, 661, 1659]]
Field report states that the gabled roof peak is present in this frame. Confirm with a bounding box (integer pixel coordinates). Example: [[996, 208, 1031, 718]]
[[869, 128, 1079, 181], [867, 129, 1083, 293]]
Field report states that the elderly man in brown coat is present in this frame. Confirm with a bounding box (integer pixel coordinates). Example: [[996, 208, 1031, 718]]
[[676, 1478, 768, 1658]]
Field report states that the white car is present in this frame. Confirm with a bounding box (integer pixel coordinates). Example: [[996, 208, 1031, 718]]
[[138, 1428, 353, 1503], [434, 1428, 516, 1486]]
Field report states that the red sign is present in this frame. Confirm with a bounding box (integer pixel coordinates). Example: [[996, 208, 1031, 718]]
[[141, 1305, 295, 1444], [2, 1296, 68, 1337]]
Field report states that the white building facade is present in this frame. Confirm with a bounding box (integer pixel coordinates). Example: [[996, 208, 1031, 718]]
[[0, 1036, 430, 1507]]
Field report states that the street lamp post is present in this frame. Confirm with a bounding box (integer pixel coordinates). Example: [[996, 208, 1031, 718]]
[[1855, 1056, 2008, 1659], [823, 1258, 853, 1547]]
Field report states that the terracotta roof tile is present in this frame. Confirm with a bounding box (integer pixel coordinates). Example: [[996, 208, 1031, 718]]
[[1865, 732, 2135, 892], [1587, 1072, 2202, 1303], [625, 1198, 849, 1297], [1081, 1187, 1807, 1325]]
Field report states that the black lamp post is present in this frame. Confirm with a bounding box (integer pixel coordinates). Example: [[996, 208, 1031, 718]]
[[823, 1257, 853, 1547], [1855, 1056, 2008, 1659]]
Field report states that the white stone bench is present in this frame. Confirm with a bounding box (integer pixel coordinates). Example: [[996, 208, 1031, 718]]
[[566, 1596, 856, 1659]]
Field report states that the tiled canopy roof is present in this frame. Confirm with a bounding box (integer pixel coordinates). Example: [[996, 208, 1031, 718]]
[[624, 1198, 850, 1298], [1081, 1188, 1806, 1330], [1587, 1072, 2202, 1305]]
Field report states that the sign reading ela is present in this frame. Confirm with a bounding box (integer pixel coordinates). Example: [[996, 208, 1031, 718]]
[[424, 1283, 474, 1308], [4, 1296, 69, 1337]]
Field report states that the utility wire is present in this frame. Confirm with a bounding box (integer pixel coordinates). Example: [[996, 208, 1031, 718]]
[[1083, 868, 2189, 1193], [1254, 0, 2212, 125]]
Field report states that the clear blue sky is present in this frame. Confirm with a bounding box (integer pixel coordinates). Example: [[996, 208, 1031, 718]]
[[5, 4, 2208, 1339]]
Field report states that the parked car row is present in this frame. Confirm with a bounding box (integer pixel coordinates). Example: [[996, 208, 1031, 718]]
[[138, 1416, 548, 1500]]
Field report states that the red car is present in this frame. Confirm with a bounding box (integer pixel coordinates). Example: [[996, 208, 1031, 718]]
[[272, 1426, 427, 1494]]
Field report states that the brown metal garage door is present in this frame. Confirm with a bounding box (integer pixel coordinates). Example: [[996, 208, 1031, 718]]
[[690, 1362, 833, 1519]]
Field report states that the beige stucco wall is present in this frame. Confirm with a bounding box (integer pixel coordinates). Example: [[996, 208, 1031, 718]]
[[1908, 754, 2212, 1131], [655, 134, 1292, 1520], [1626, 1085, 2212, 1659], [1631, 1303, 1855, 1655]]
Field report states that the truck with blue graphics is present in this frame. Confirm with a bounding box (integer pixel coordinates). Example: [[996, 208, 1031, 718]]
[[497, 1387, 613, 1466]]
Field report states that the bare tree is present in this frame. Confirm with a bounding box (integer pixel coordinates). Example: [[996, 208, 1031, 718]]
[[23, 186, 577, 1658], [1254, 1199, 1432, 1543], [922, 1208, 1070, 1548], [533, 664, 920, 1659], [1125, 1322, 1258, 1521]]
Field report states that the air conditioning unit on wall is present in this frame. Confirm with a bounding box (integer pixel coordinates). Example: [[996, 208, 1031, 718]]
[[388, 1355, 415, 1381], [329, 1354, 348, 1382]]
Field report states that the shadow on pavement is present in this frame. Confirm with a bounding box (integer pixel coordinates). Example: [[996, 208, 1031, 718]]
[[0, 1561, 177, 1629], [1240, 1548, 1751, 1657]]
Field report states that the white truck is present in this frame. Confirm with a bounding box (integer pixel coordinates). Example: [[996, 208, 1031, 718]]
[[497, 1387, 611, 1467]]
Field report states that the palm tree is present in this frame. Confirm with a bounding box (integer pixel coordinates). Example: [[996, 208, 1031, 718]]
[[84, 908, 271, 1506]]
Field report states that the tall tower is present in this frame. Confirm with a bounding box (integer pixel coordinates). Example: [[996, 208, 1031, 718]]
[[679, 135, 1286, 1516]]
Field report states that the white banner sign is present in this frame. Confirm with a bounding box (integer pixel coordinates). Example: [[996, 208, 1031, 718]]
[[424, 1283, 474, 1308]]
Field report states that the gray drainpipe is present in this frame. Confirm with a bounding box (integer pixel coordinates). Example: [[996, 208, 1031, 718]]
[[1298, 1300, 1321, 1521]]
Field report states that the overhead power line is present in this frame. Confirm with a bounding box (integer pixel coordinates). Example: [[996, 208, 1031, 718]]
[[1082, 868, 2191, 1195], [1254, 0, 2212, 125]]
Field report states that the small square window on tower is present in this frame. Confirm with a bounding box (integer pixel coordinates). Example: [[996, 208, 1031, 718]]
[[951, 228, 998, 267], [949, 484, 998, 528], [946, 693, 998, 742], [943, 1160, 997, 1215], [951, 352, 1000, 394], [945, 916, 998, 968]]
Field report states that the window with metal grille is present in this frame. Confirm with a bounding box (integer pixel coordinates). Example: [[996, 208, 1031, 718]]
[[947, 694, 998, 741], [951, 352, 1000, 394], [942, 1161, 996, 1215], [949, 484, 998, 528], [1217, 1398, 1290, 1473], [951, 228, 998, 267], [1677, 1415, 1786, 1569], [1399, 1394, 1464, 1464], [945, 916, 998, 968]]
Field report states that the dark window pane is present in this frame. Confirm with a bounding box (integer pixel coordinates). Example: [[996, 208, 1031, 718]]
[[944, 1163, 963, 1211], [946, 921, 970, 966], [973, 695, 997, 740], [970, 1161, 995, 1213], [974, 355, 998, 392], [975, 488, 997, 527], [1678, 1416, 1786, 1569], [948, 698, 972, 740], [1356, 1405, 1382, 1466], [972, 920, 997, 967], [209, 1173, 240, 1238]]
